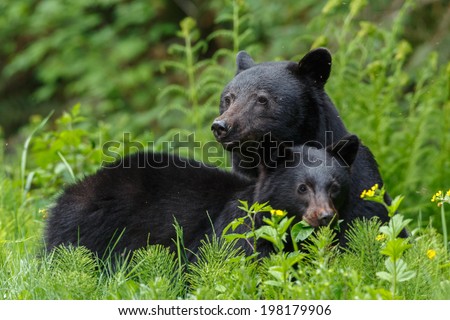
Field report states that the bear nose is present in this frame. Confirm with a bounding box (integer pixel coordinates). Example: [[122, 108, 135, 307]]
[[211, 120, 229, 139], [318, 211, 336, 227]]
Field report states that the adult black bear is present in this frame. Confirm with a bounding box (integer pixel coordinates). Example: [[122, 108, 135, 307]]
[[45, 135, 359, 260], [211, 48, 407, 242]]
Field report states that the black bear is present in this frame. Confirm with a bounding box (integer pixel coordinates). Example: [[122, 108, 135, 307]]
[[45, 135, 359, 260], [211, 48, 407, 243]]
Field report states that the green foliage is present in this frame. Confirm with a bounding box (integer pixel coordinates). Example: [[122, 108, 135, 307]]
[[222, 200, 272, 255], [112, 245, 185, 299], [27, 104, 107, 198], [158, 17, 211, 132], [0, 0, 449, 300], [0, 0, 173, 112], [343, 218, 384, 285], [1, 195, 449, 299], [361, 183, 416, 298], [257, 211, 296, 253], [187, 237, 259, 299], [260, 252, 305, 299], [46, 246, 99, 299]]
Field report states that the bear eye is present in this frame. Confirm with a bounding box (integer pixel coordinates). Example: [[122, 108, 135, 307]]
[[297, 183, 308, 194], [257, 96, 268, 105], [224, 96, 232, 107], [330, 183, 340, 195]]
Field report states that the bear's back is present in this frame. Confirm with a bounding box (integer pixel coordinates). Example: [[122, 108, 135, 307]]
[[45, 152, 253, 255]]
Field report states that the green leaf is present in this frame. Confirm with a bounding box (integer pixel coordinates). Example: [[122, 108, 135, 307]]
[[387, 195, 405, 217], [278, 216, 295, 235], [262, 216, 275, 227], [255, 226, 278, 241], [291, 221, 315, 242], [255, 226, 284, 252], [376, 271, 392, 282], [380, 238, 411, 260], [379, 214, 412, 240], [395, 259, 416, 282], [237, 200, 249, 212], [377, 258, 416, 285], [222, 233, 248, 242], [221, 217, 245, 236]]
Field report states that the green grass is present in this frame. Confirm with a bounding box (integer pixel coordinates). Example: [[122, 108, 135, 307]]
[[0, 0, 449, 300], [1, 219, 449, 300], [0, 164, 449, 299]]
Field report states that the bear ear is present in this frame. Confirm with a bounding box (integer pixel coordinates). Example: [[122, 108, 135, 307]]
[[326, 134, 360, 167], [236, 51, 255, 74], [297, 47, 332, 86]]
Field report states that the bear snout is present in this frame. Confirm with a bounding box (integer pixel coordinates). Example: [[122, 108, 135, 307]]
[[317, 210, 337, 227], [303, 208, 338, 228], [211, 119, 230, 140]]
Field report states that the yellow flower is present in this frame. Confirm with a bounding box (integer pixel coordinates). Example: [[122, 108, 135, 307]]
[[426, 249, 437, 260], [270, 209, 285, 217], [39, 208, 48, 219], [431, 190, 450, 206], [361, 184, 379, 199], [375, 234, 387, 242], [431, 190, 442, 202]]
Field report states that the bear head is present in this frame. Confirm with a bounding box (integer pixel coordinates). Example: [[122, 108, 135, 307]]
[[254, 134, 359, 228], [211, 48, 332, 152]]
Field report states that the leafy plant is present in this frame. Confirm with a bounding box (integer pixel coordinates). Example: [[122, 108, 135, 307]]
[[361, 184, 415, 298], [159, 17, 211, 132], [222, 200, 272, 255], [125, 245, 185, 299], [431, 189, 450, 253], [187, 236, 259, 299], [343, 218, 384, 285], [45, 245, 99, 299], [1, 0, 449, 301], [28, 105, 99, 192]]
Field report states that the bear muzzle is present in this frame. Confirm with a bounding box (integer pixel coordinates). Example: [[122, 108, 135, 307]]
[[303, 209, 338, 228], [211, 119, 230, 140]]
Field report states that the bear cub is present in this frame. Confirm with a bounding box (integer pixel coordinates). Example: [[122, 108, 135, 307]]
[[45, 135, 359, 260]]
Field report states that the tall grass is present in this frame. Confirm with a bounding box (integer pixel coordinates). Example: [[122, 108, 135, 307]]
[[0, 0, 449, 300]]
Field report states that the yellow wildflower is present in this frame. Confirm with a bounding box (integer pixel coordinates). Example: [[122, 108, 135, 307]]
[[361, 184, 379, 199], [431, 190, 442, 202], [39, 208, 48, 219], [270, 209, 285, 217], [431, 189, 450, 206], [361, 189, 373, 198], [375, 234, 387, 242], [426, 249, 437, 260]]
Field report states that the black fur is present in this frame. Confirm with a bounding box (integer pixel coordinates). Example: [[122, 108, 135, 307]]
[[45, 136, 359, 259], [211, 48, 408, 243]]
